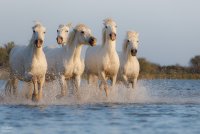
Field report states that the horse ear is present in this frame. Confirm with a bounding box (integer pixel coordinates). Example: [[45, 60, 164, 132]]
[[66, 23, 72, 28]]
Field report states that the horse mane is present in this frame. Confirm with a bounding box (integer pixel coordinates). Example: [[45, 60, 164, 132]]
[[67, 24, 89, 46], [58, 24, 65, 29], [67, 30, 76, 46], [32, 21, 43, 29], [102, 28, 106, 46], [127, 31, 139, 40], [66, 23, 72, 28], [122, 39, 128, 53], [103, 18, 115, 25], [123, 31, 139, 53]]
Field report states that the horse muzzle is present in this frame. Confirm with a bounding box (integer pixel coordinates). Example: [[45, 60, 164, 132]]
[[109, 33, 116, 41], [89, 37, 97, 46], [34, 39, 43, 48], [131, 49, 137, 56], [56, 36, 63, 44]]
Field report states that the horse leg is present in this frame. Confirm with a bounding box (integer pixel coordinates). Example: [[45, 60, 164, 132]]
[[74, 75, 81, 99], [94, 75, 99, 87], [32, 77, 39, 102], [88, 74, 98, 87], [131, 77, 138, 89], [11, 78, 18, 96], [99, 71, 109, 97], [58, 75, 67, 97], [122, 74, 129, 88], [111, 74, 117, 87], [38, 76, 45, 101], [88, 73, 92, 85], [26, 82, 33, 99]]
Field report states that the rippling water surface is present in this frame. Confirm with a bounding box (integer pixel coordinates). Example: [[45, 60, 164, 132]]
[[0, 80, 200, 134]]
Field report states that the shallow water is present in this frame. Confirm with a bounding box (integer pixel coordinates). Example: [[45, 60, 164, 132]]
[[0, 79, 200, 134]]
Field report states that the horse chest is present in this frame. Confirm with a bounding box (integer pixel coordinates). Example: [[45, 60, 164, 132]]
[[30, 58, 47, 75], [103, 58, 118, 76], [123, 61, 138, 77], [103, 55, 119, 75]]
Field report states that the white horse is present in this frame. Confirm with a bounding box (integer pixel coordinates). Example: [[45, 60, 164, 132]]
[[46, 23, 72, 49], [85, 18, 120, 96], [44, 24, 96, 97], [5, 22, 47, 101], [118, 31, 140, 89], [44, 23, 72, 81], [56, 23, 72, 47]]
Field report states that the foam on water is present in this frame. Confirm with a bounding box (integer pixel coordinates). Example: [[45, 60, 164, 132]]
[[0, 80, 200, 105]]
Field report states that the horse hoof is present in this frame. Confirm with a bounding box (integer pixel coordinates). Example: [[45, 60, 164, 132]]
[[56, 94, 65, 99], [75, 94, 81, 100], [126, 84, 130, 88], [26, 94, 32, 100], [32, 94, 39, 102]]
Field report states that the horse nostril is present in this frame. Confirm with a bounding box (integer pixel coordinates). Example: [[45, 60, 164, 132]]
[[91, 38, 94, 42], [38, 39, 43, 44], [89, 37, 96, 46], [57, 36, 63, 41], [109, 33, 116, 41], [131, 49, 137, 55], [131, 49, 134, 53], [59, 36, 63, 41]]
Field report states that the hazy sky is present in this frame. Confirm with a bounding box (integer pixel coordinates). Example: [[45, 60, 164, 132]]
[[0, 0, 200, 66]]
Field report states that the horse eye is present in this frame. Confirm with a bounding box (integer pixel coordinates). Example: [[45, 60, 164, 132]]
[[127, 40, 130, 43], [66, 30, 68, 32], [57, 30, 59, 33], [33, 30, 35, 33], [105, 26, 108, 29], [81, 31, 85, 34]]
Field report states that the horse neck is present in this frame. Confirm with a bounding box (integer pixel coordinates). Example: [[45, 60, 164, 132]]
[[103, 39, 117, 54], [28, 39, 43, 59], [67, 37, 83, 62]]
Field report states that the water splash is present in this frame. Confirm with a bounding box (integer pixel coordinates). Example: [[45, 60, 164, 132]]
[[0, 80, 200, 105]]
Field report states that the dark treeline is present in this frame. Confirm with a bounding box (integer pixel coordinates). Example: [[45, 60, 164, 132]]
[[0, 41, 15, 67], [139, 56, 200, 79], [0, 42, 200, 79]]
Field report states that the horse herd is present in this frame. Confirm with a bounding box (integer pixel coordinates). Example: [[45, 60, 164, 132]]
[[4, 18, 140, 102]]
